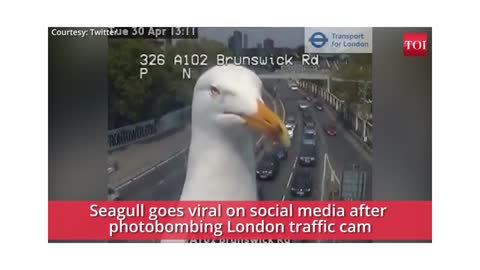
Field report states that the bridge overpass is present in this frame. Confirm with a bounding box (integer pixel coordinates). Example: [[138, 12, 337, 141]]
[[258, 70, 331, 90]]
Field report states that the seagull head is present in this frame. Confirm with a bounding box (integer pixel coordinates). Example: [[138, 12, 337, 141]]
[[192, 65, 290, 147]]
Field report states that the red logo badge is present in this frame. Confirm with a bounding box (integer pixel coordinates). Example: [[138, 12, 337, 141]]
[[403, 32, 427, 57]]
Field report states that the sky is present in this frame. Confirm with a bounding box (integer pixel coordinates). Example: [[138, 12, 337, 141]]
[[198, 27, 304, 49]]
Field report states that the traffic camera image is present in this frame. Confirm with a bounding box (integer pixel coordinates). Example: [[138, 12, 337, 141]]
[[49, 27, 431, 243], [105, 28, 372, 203]]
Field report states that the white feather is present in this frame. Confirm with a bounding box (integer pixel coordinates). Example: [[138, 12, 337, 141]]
[[180, 65, 262, 201]]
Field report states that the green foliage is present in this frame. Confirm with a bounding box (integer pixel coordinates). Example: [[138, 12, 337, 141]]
[[331, 81, 361, 104], [330, 54, 372, 107], [334, 54, 372, 81]]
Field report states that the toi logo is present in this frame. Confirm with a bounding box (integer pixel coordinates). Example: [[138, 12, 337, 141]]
[[403, 32, 427, 57]]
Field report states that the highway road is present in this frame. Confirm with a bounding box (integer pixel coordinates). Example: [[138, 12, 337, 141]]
[[118, 78, 372, 202], [258, 79, 371, 202]]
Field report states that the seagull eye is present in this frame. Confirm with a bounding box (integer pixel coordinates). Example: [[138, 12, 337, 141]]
[[209, 86, 221, 97]]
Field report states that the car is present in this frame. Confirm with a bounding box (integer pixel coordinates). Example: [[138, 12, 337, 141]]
[[290, 85, 298, 91], [298, 144, 317, 166], [272, 144, 288, 160], [286, 116, 296, 129], [256, 155, 279, 180], [304, 120, 315, 129], [290, 169, 313, 196], [302, 110, 311, 118], [287, 115, 296, 125], [298, 101, 309, 110], [324, 125, 337, 136], [302, 132, 316, 146], [286, 123, 295, 139], [303, 113, 314, 125], [304, 126, 316, 135], [108, 186, 121, 201]]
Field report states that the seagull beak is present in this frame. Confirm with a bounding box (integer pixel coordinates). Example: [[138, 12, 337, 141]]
[[242, 100, 290, 147]]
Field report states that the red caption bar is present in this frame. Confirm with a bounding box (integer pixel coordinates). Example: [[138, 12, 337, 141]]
[[48, 201, 431, 241]]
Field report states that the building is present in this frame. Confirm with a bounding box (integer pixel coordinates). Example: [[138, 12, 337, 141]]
[[228, 36, 235, 53], [227, 31, 243, 55], [263, 38, 274, 54], [243, 33, 248, 49]]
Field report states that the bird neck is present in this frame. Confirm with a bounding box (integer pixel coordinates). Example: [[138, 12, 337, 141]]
[[181, 123, 258, 200]]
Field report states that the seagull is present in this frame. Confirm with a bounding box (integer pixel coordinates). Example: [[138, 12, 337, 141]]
[[180, 65, 290, 201]]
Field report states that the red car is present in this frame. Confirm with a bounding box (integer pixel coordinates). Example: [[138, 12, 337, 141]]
[[324, 125, 337, 136]]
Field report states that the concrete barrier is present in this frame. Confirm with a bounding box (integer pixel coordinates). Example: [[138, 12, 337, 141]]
[[108, 107, 192, 152]]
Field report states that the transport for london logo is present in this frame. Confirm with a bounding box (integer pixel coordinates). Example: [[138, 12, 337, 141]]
[[309, 32, 328, 48]]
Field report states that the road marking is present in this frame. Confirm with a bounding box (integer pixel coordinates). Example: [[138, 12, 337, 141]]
[[279, 97, 286, 122], [133, 166, 156, 181], [321, 153, 327, 200], [115, 147, 188, 190], [117, 179, 133, 190], [281, 195, 286, 201], [156, 146, 188, 168], [286, 157, 298, 189]]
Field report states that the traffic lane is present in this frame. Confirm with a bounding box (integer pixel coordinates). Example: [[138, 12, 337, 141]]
[[276, 81, 323, 201], [275, 80, 303, 101], [257, 126, 301, 201], [150, 169, 187, 200], [313, 105, 373, 200], [123, 168, 187, 200], [278, 82, 322, 201], [256, 82, 290, 200], [294, 85, 372, 200], [120, 152, 187, 200], [256, 151, 294, 200], [108, 125, 190, 188], [283, 120, 323, 201], [257, 81, 299, 201]]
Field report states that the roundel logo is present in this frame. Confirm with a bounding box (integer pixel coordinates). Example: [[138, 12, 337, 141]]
[[308, 32, 328, 48], [309, 32, 328, 48]]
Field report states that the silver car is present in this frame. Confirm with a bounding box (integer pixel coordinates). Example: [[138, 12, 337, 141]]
[[304, 127, 316, 135], [286, 123, 295, 139], [302, 133, 316, 145], [298, 101, 309, 110]]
